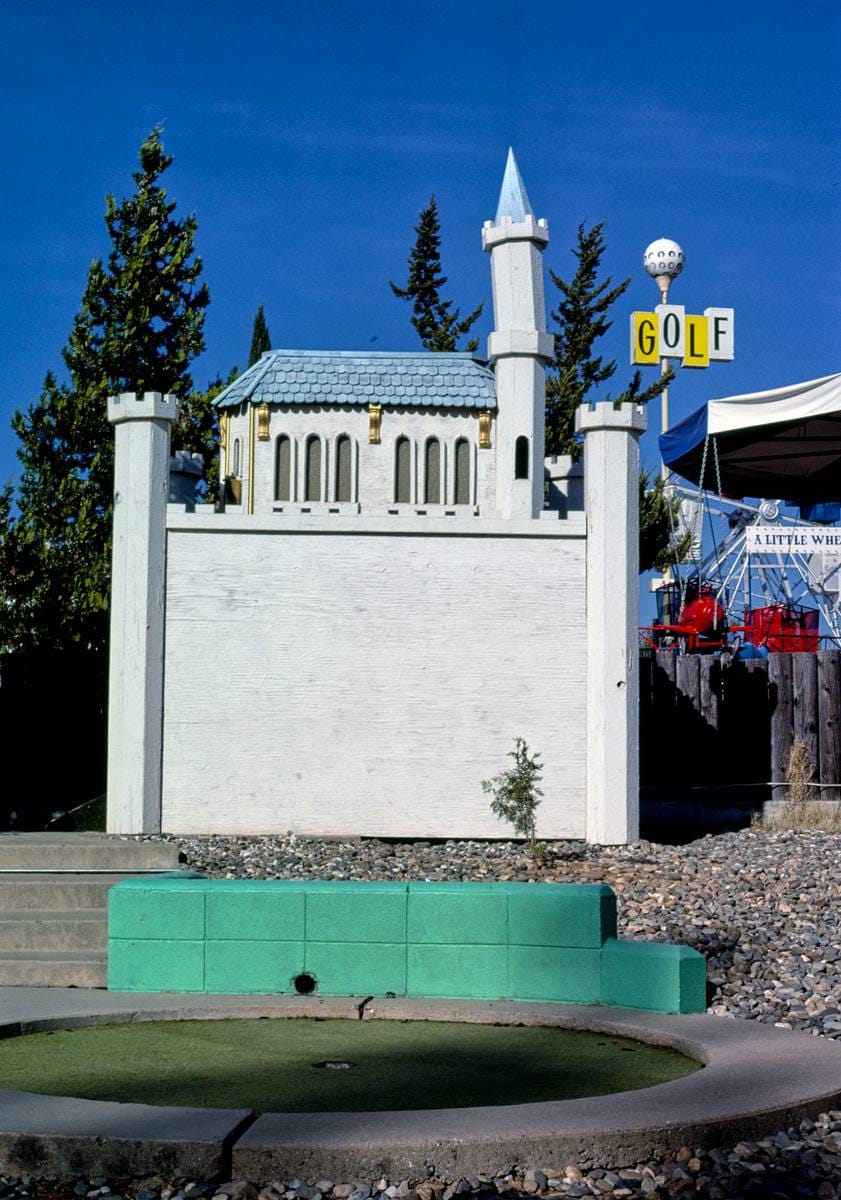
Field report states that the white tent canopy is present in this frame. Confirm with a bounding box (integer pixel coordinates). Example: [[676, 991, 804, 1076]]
[[660, 372, 841, 502]]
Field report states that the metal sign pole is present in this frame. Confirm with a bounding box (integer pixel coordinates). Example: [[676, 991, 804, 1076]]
[[643, 239, 685, 590]]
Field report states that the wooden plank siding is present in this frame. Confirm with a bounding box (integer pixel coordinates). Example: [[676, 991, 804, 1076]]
[[640, 650, 841, 835]]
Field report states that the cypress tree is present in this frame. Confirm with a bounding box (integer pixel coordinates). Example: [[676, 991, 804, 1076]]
[[0, 127, 211, 654], [390, 195, 483, 352], [545, 222, 683, 572], [545, 222, 671, 458], [248, 305, 272, 366]]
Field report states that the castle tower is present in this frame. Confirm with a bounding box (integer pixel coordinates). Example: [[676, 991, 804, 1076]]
[[106, 391, 178, 834], [483, 149, 554, 518]]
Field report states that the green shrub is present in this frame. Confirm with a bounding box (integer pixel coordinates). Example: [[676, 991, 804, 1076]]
[[482, 737, 544, 853]]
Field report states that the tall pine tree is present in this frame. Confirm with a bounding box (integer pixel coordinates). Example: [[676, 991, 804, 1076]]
[[545, 222, 670, 458], [545, 222, 684, 572], [0, 127, 211, 654], [248, 305, 271, 366], [390, 195, 483, 352]]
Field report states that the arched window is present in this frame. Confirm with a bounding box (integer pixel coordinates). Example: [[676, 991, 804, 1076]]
[[395, 436, 411, 503], [335, 435, 352, 502], [305, 435, 322, 502], [424, 438, 441, 504], [275, 436, 292, 501], [232, 437, 241, 477], [454, 438, 470, 505], [515, 436, 530, 480]]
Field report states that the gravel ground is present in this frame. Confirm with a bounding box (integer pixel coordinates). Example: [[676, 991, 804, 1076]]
[[7, 829, 841, 1199]]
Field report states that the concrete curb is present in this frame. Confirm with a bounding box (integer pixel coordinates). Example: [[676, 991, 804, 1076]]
[[2, 990, 841, 1181], [0, 1090, 253, 1180]]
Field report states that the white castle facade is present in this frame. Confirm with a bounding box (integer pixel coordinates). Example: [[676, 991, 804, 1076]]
[[106, 151, 645, 844]]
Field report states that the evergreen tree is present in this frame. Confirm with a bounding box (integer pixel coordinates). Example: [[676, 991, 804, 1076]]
[[248, 305, 271, 366], [390, 195, 483, 352], [545, 222, 684, 573], [639, 470, 692, 574], [545, 222, 670, 458], [0, 127, 211, 654]]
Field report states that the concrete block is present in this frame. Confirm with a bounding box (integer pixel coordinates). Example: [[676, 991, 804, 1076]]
[[407, 884, 507, 945], [0, 833, 182, 871], [305, 942, 406, 996], [507, 945, 600, 1002], [0, 952, 106, 989], [600, 938, 707, 1014], [305, 882, 406, 944], [0, 912, 106, 951], [507, 883, 616, 948], [205, 939, 306, 994], [107, 939, 204, 992], [109, 879, 207, 940], [206, 884, 306, 941], [407, 944, 507, 999], [0, 1088, 251, 1180], [0, 878, 111, 912]]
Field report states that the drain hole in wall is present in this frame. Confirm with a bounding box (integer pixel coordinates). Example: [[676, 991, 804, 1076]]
[[294, 972, 318, 995]]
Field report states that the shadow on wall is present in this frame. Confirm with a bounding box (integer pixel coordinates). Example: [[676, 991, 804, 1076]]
[[0, 654, 107, 831]]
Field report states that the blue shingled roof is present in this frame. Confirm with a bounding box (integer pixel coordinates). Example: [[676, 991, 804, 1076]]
[[214, 350, 497, 411]]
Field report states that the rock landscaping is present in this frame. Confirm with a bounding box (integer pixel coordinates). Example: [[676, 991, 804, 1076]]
[[5, 828, 841, 1198]]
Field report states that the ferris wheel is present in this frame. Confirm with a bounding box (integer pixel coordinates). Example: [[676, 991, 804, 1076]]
[[649, 370, 841, 653], [667, 486, 841, 648]]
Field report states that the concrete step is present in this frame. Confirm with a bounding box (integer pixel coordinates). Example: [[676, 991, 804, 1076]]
[[0, 876, 121, 911], [0, 950, 106, 988], [0, 833, 181, 871], [0, 910, 107, 951]]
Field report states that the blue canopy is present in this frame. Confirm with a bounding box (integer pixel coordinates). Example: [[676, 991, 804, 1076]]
[[660, 372, 841, 503]]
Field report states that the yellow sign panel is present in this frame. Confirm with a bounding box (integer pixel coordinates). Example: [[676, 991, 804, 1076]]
[[630, 312, 658, 365], [630, 308, 733, 367], [683, 315, 709, 368]]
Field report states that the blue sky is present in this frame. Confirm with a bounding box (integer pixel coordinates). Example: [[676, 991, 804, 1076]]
[[2, 1, 838, 512]]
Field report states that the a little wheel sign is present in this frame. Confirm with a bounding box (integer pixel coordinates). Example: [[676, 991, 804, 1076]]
[[630, 305, 734, 367]]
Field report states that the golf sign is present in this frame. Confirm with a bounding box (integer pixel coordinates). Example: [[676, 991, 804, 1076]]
[[631, 305, 734, 368]]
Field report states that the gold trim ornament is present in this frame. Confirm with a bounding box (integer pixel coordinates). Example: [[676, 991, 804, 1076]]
[[368, 403, 382, 444], [257, 403, 270, 441], [479, 409, 492, 449]]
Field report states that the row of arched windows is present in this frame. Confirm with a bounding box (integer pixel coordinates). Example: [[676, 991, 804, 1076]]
[[269, 434, 476, 506], [275, 434, 355, 503], [394, 436, 471, 506]]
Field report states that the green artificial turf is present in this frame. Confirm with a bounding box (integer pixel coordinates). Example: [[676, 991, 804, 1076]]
[[0, 1019, 700, 1113]]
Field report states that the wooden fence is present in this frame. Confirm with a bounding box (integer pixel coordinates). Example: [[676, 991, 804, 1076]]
[[639, 650, 841, 834]]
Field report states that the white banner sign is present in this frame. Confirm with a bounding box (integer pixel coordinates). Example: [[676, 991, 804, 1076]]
[[746, 526, 841, 554]]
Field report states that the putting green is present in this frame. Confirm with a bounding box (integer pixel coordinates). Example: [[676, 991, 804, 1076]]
[[0, 1019, 700, 1113]]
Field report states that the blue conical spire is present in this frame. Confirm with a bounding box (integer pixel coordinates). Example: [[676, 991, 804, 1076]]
[[494, 147, 534, 224]]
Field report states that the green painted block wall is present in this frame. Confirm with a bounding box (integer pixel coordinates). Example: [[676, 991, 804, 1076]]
[[205, 939, 305, 993], [600, 938, 707, 1014], [508, 883, 616, 948], [107, 879, 707, 1013], [206, 884, 306, 941], [107, 938, 205, 992], [109, 879, 208, 941], [305, 941, 406, 995], [407, 944, 508, 999], [306, 883, 407, 944], [508, 945, 601, 1003], [407, 884, 508, 944]]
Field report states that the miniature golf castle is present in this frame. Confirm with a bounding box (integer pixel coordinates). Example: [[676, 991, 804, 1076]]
[[106, 151, 645, 844]]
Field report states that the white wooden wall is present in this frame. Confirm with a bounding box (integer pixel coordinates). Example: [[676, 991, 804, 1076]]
[[161, 512, 586, 838]]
